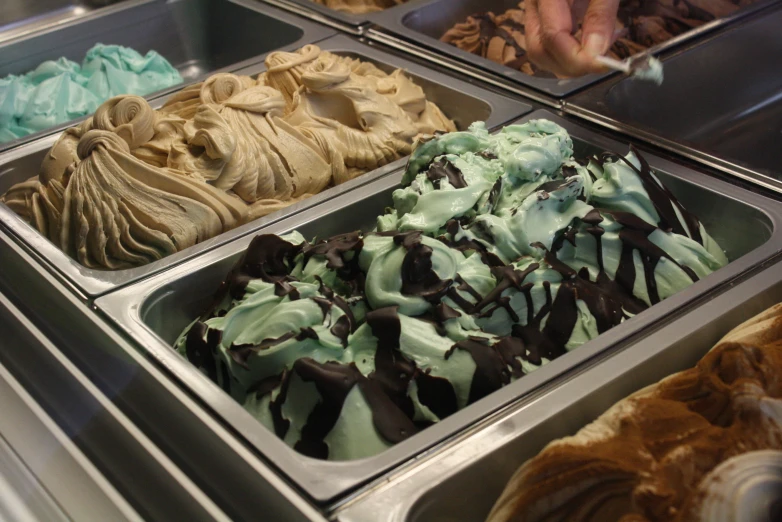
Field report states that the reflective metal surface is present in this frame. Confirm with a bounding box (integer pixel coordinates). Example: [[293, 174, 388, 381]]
[[368, 0, 779, 99], [336, 244, 782, 522], [95, 110, 782, 505], [566, 4, 782, 195], [0, 35, 530, 299], [0, 0, 334, 154]]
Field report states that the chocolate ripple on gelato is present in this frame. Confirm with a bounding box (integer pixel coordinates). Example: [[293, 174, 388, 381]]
[[0, 45, 455, 270], [176, 120, 728, 461], [488, 302, 782, 522], [440, 0, 757, 76]]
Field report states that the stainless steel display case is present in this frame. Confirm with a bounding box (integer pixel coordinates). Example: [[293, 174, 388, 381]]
[[366, 0, 779, 101], [0, 34, 530, 298], [566, 4, 782, 196], [336, 241, 782, 522], [95, 110, 782, 505], [0, 0, 335, 154]]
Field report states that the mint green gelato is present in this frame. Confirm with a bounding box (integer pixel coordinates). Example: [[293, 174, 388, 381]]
[[176, 119, 728, 462], [0, 44, 182, 143]]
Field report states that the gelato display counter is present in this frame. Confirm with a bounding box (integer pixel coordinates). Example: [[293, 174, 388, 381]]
[[2, 0, 782, 521]]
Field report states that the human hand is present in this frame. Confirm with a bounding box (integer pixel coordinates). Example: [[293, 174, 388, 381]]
[[525, 0, 620, 77]]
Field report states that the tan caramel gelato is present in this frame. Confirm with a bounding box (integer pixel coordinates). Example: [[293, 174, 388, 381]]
[[309, 0, 407, 14], [0, 45, 455, 270], [487, 303, 782, 522]]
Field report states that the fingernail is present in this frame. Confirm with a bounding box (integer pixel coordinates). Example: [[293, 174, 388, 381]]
[[584, 34, 607, 56]]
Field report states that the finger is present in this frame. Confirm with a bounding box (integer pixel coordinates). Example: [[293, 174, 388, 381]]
[[580, 0, 621, 58], [524, 0, 564, 74], [537, 0, 604, 77]]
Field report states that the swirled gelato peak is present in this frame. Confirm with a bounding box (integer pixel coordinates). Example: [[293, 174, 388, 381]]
[[0, 43, 182, 144], [0, 45, 456, 270], [176, 119, 728, 460]]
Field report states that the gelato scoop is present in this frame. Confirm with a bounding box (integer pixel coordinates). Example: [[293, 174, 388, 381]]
[[309, 0, 407, 14], [0, 45, 455, 270], [0, 43, 182, 143], [440, 0, 756, 77], [176, 119, 727, 461], [487, 302, 782, 522]]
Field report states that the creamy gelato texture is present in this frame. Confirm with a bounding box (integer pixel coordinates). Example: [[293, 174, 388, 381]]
[[487, 302, 782, 522], [0, 44, 182, 143], [177, 119, 727, 461], [440, 0, 757, 77], [309, 0, 407, 14], [0, 45, 455, 270]]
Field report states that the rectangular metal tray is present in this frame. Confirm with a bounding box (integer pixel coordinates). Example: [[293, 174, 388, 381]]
[[257, 0, 429, 33], [94, 110, 782, 505], [566, 4, 782, 196], [366, 0, 779, 100], [335, 239, 782, 522], [0, 34, 530, 298], [0, 0, 335, 154]]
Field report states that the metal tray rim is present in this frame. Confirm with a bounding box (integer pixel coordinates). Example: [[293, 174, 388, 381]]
[[94, 109, 782, 504], [0, 34, 529, 298]]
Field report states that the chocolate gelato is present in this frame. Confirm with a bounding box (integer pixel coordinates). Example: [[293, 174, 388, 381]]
[[487, 302, 782, 522], [0, 45, 455, 270], [441, 0, 756, 76]]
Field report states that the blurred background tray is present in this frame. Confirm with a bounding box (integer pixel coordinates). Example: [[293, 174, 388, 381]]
[[366, 0, 780, 102]]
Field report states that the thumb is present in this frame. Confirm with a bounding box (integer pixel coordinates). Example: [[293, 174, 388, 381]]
[[581, 0, 621, 57]]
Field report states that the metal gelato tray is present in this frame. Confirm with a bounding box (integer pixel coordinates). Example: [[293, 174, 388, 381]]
[[94, 110, 782, 505], [335, 236, 782, 522], [0, 0, 335, 154], [566, 4, 782, 196], [366, 0, 779, 101], [0, 34, 529, 298]]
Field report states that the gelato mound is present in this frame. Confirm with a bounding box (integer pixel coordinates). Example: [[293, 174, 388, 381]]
[[176, 120, 727, 461], [310, 0, 407, 14], [0, 45, 455, 270], [440, 0, 756, 77], [0, 43, 182, 143], [487, 302, 782, 522]]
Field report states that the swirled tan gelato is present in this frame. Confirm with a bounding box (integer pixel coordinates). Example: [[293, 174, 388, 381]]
[[309, 0, 407, 15], [487, 302, 782, 522], [0, 45, 455, 270]]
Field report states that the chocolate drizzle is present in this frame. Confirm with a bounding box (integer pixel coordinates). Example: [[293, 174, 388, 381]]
[[393, 231, 454, 304], [426, 158, 468, 189]]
